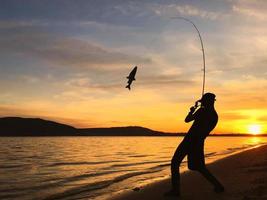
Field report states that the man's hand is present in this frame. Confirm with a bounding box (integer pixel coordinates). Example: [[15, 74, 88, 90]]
[[190, 106, 196, 113]]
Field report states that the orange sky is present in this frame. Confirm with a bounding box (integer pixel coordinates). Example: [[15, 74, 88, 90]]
[[0, 0, 266, 134]]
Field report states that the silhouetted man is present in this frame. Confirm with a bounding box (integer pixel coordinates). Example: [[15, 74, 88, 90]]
[[165, 93, 224, 197]]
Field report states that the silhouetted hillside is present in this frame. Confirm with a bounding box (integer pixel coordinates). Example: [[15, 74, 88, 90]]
[[0, 117, 178, 136], [0, 117, 77, 136], [79, 126, 178, 136], [1, 117, 264, 136]]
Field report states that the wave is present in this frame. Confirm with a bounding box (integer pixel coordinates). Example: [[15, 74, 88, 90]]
[[127, 154, 154, 158], [42, 168, 164, 200], [222, 144, 259, 154], [0, 161, 170, 196], [212, 143, 266, 157], [0, 169, 130, 193], [103, 160, 170, 169], [2, 138, 265, 200], [3, 144, 261, 199], [47, 160, 122, 167], [205, 152, 216, 157], [0, 164, 29, 169]]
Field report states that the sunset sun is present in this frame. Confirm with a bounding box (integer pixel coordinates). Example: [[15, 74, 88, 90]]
[[248, 124, 262, 135]]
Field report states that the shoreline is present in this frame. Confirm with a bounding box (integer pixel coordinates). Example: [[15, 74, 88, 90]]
[[110, 144, 267, 200]]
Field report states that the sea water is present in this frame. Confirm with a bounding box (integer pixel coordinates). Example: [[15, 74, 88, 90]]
[[0, 136, 266, 200]]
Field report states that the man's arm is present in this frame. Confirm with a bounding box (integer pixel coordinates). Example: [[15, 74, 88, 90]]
[[184, 106, 200, 123]]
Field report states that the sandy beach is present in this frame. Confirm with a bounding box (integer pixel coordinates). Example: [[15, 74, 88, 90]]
[[110, 144, 267, 200]]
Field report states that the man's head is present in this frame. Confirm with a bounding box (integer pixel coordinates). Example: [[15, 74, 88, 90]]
[[199, 92, 216, 107]]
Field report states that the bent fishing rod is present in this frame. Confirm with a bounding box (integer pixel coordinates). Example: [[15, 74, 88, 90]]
[[171, 17, 206, 102]]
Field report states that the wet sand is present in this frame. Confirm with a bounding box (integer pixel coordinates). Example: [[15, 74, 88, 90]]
[[110, 145, 267, 200]]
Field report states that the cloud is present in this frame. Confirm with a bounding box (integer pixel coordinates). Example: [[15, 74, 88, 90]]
[[0, 1, 230, 29], [232, 5, 267, 20], [0, 0, 266, 133], [63, 72, 196, 89], [173, 5, 222, 20], [0, 0, 161, 27], [220, 111, 249, 120], [0, 20, 40, 29], [151, 3, 228, 20], [138, 74, 196, 88], [51, 73, 197, 103], [258, 116, 267, 122], [232, 0, 267, 20], [20, 75, 40, 83], [0, 29, 151, 70]]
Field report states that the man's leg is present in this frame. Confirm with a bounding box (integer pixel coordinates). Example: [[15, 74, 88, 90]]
[[198, 167, 224, 192], [165, 141, 188, 196]]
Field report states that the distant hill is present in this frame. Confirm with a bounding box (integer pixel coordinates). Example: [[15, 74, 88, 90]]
[[0, 117, 179, 136], [0, 117, 77, 136], [1, 117, 264, 137], [79, 126, 178, 136]]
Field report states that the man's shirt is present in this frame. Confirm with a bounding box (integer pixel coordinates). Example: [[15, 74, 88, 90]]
[[186, 107, 218, 140]]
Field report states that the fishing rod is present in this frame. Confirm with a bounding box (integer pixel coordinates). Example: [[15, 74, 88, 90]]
[[171, 17, 206, 100]]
